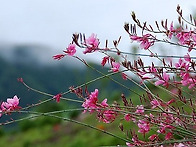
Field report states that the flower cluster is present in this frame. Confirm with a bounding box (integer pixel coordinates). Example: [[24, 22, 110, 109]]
[[174, 55, 195, 89], [58, 12, 195, 145], [51, 7, 196, 146], [130, 34, 155, 50], [82, 89, 117, 123], [137, 119, 150, 135], [169, 25, 196, 52], [83, 33, 99, 54], [53, 34, 100, 60]]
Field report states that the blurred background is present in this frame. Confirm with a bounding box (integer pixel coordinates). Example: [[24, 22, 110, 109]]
[[0, 1, 195, 146]]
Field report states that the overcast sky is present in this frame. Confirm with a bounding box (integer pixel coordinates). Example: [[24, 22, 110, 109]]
[[0, 0, 196, 63]]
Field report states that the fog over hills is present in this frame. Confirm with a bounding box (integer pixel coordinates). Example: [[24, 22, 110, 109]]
[[0, 44, 85, 68], [1, 0, 195, 64]]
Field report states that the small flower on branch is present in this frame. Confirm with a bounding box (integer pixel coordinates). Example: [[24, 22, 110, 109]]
[[53, 93, 62, 103], [82, 89, 99, 113], [124, 114, 131, 121], [157, 123, 174, 134], [0, 95, 21, 117], [148, 134, 158, 141], [17, 77, 24, 83], [121, 73, 128, 80], [184, 53, 191, 62], [83, 33, 99, 54], [137, 119, 150, 136], [135, 105, 144, 114], [130, 34, 155, 50], [165, 132, 173, 140], [64, 43, 76, 56], [98, 109, 117, 123], [101, 56, 110, 66], [155, 72, 170, 88], [150, 99, 160, 109], [111, 62, 120, 72], [82, 89, 118, 123], [167, 22, 175, 39], [53, 54, 65, 60]]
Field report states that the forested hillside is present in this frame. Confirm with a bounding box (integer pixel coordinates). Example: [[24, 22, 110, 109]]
[[0, 45, 135, 127]]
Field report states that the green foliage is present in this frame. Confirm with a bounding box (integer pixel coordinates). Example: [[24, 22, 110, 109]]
[[19, 101, 66, 131], [0, 127, 5, 137], [0, 114, 127, 147]]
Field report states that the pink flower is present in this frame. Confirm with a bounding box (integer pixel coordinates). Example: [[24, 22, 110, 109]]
[[167, 99, 175, 105], [17, 78, 24, 83], [150, 99, 160, 109], [124, 114, 131, 121], [64, 43, 76, 56], [155, 72, 170, 87], [175, 31, 196, 52], [130, 35, 141, 41], [148, 134, 158, 141], [7, 95, 19, 107], [100, 99, 109, 107], [130, 34, 154, 50], [81, 89, 117, 123], [85, 33, 99, 47], [101, 56, 109, 66], [168, 22, 175, 39], [101, 110, 117, 123], [97, 99, 117, 123], [184, 53, 191, 62], [1, 95, 20, 113], [137, 70, 151, 82], [157, 123, 174, 134], [138, 120, 150, 135], [165, 132, 173, 140], [140, 39, 153, 50], [174, 143, 187, 147], [126, 142, 133, 147], [83, 33, 99, 54], [149, 65, 157, 73], [175, 58, 186, 69], [53, 54, 65, 60], [122, 73, 127, 80], [111, 62, 120, 72], [135, 105, 144, 114], [176, 32, 190, 45], [82, 89, 99, 113], [189, 80, 195, 88], [53, 93, 62, 103], [1, 102, 11, 111], [126, 136, 146, 146]]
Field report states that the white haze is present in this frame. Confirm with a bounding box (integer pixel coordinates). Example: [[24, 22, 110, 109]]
[[0, 0, 196, 66]]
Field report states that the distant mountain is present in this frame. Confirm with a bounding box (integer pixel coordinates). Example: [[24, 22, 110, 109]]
[[0, 44, 85, 68], [0, 44, 135, 127]]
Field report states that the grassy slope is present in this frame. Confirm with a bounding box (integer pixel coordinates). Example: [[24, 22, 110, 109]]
[[0, 114, 126, 147]]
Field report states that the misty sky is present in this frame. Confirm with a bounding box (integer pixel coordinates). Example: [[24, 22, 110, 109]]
[[0, 0, 196, 63]]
